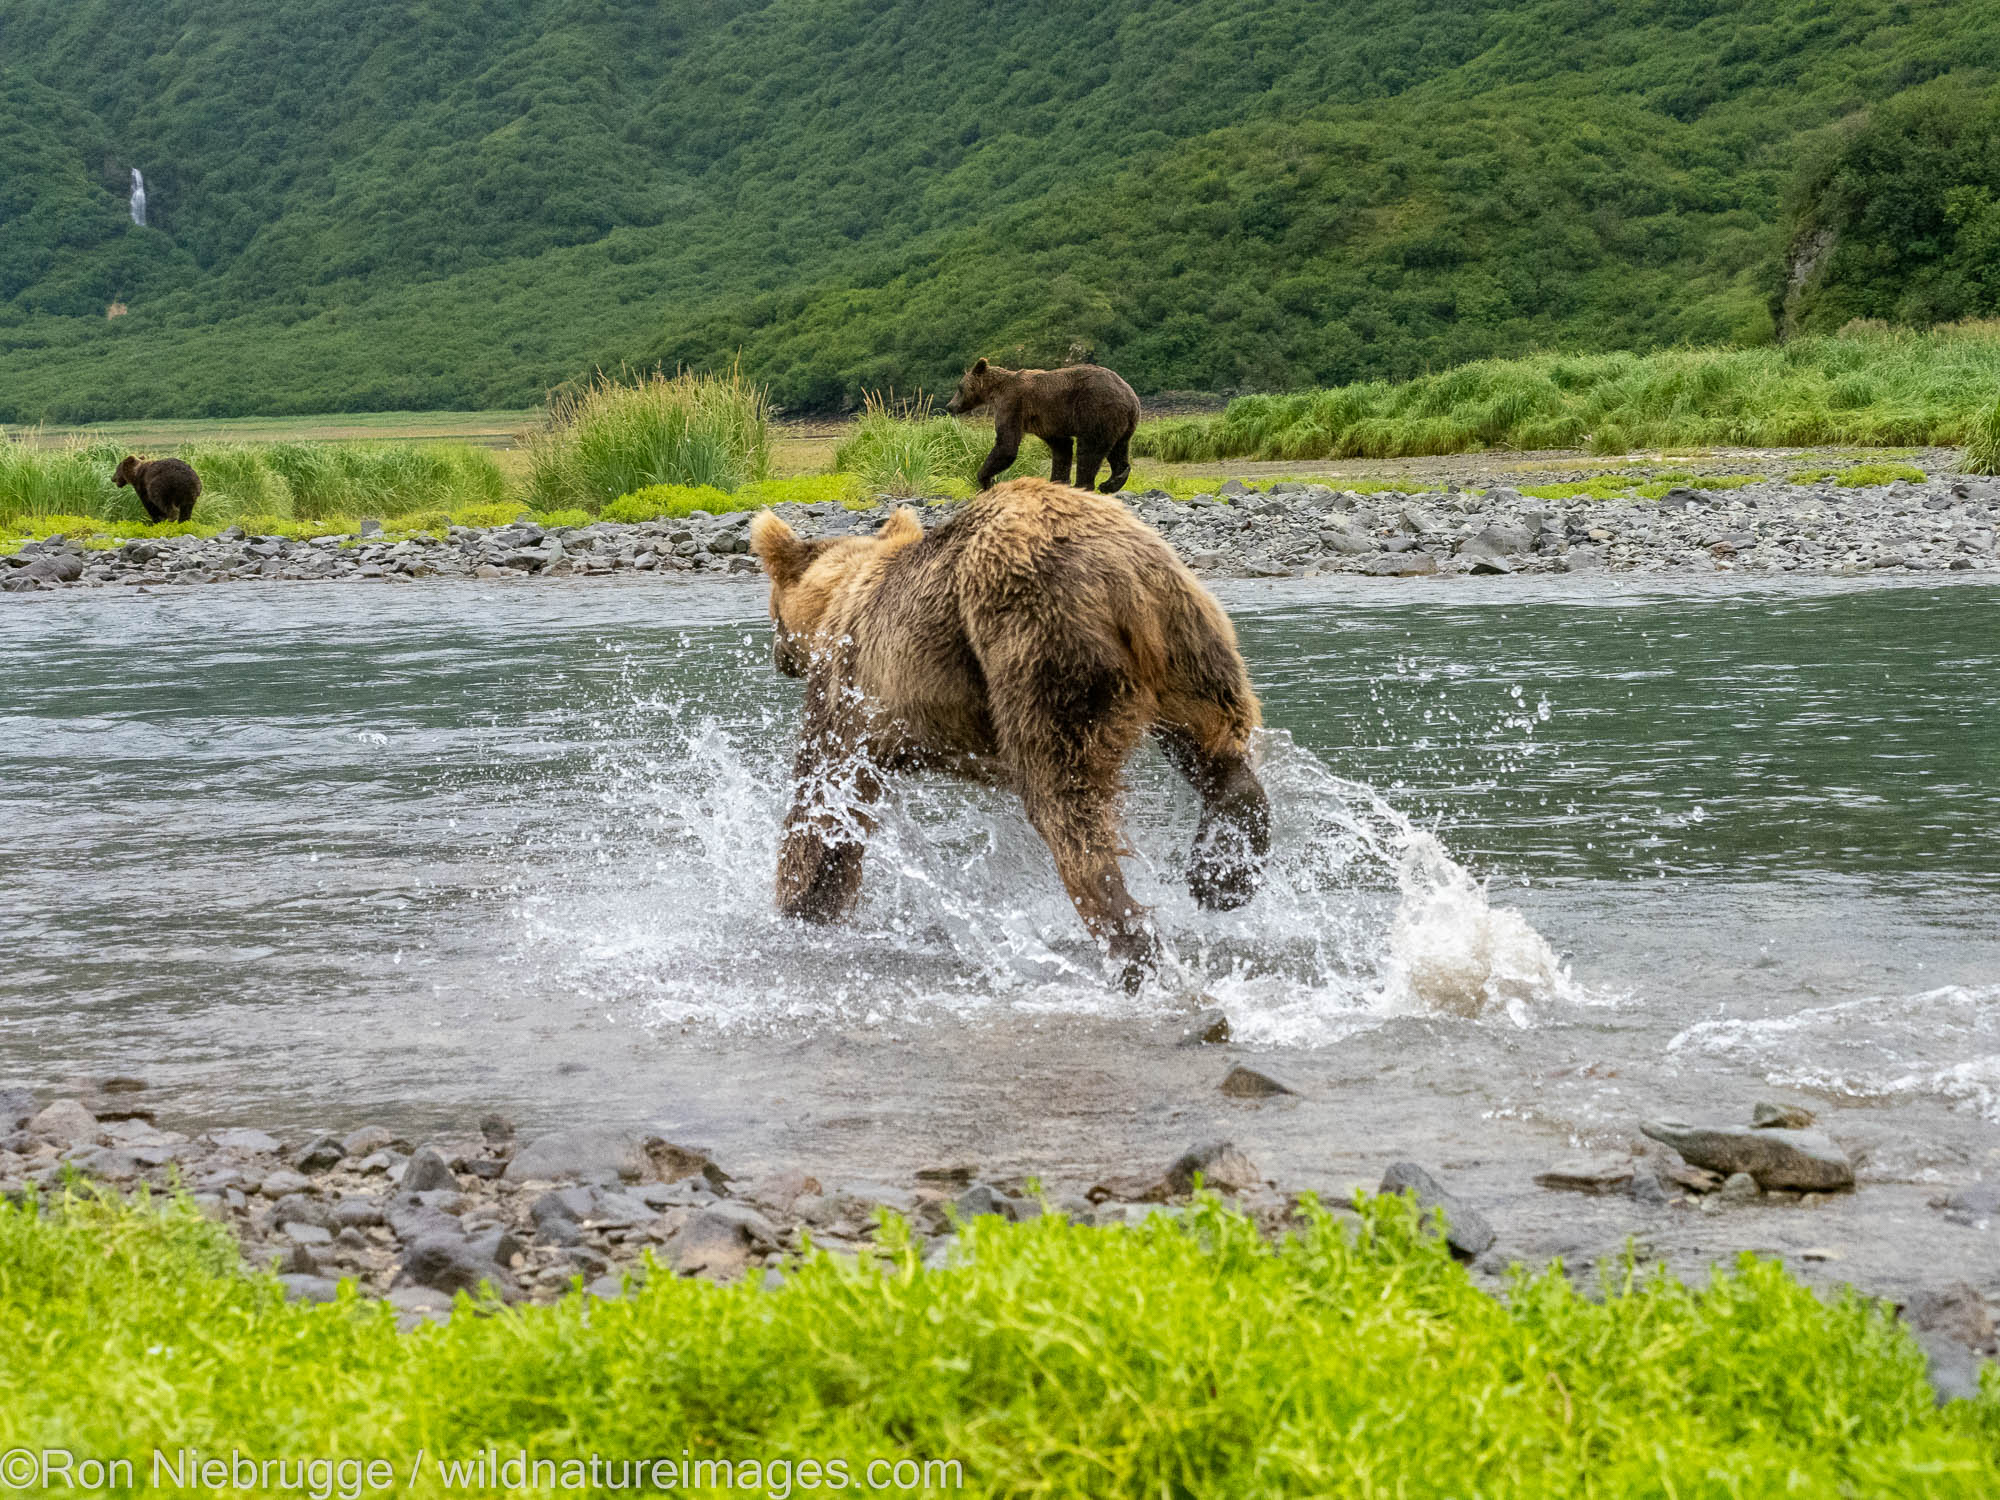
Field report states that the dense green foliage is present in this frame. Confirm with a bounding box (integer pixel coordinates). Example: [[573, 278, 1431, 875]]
[[3, 1192, 1994, 1497], [1783, 78, 2000, 334], [1967, 396, 2000, 474], [5, 0, 2000, 420], [524, 369, 771, 512], [1132, 326, 2000, 462]]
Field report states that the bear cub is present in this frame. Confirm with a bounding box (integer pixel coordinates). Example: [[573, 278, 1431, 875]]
[[112, 456, 202, 523], [945, 359, 1141, 494]]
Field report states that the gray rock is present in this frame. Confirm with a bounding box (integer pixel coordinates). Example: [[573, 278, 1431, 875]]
[[397, 1233, 518, 1300], [259, 1168, 312, 1198], [1378, 1162, 1495, 1260], [479, 1113, 515, 1147], [211, 1127, 282, 1155], [1456, 525, 1530, 558], [1165, 1141, 1261, 1196], [954, 1182, 1034, 1223], [269, 1192, 331, 1228], [1179, 1008, 1232, 1046], [332, 1196, 386, 1229], [294, 1136, 345, 1173], [1751, 1101, 1815, 1129], [1902, 1285, 1997, 1405], [585, 1273, 629, 1302], [670, 1203, 780, 1279], [277, 1274, 344, 1304], [468, 1227, 526, 1267], [1937, 1184, 1999, 1229], [283, 1222, 334, 1245], [1639, 1119, 1853, 1191], [1466, 555, 1514, 575], [28, 1099, 101, 1147], [400, 1146, 458, 1194], [503, 1126, 650, 1184], [1535, 1155, 1635, 1195], [1219, 1064, 1296, 1099], [1717, 1172, 1762, 1203], [1363, 552, 1439, 577], [340, 1125, 399, 1157]]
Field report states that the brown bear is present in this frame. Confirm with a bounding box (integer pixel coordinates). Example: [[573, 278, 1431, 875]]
[[944, 359, 1141, 494], [112, 455, 201, 523], [749, 476, 1269, 990]]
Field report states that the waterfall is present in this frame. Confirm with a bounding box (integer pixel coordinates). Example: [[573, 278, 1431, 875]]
[[129, 168, 147, 227]]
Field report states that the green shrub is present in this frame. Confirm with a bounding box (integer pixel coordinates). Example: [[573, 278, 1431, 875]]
[[0, 436, 121, 522], [833, 392, 989, 496], [2, 1191, 1995, 1495], [1787, 463, 1927, 486], [526, 367, 772, 512]]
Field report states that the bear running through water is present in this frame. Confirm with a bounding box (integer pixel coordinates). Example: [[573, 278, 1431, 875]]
[[749, 477, 1270, 992], [111, 456, 201, 524], [945, 359, 1141, 495]]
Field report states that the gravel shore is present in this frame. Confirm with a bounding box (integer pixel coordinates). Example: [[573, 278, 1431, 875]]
[[6, 468, 1998, 592]]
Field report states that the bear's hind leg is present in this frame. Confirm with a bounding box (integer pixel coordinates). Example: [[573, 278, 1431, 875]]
[[1072, 439, 1106, 494], [1021, 783, 1159, 991], [1156, 721, 1270, 911], [1046, 434, 1074, 488], [1101, 435, 1133, 494]]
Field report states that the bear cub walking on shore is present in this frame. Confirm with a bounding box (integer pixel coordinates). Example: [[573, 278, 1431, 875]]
[[112, 455, 202, 523], [750, 476, 1270, 990], [945, 359, 1141, 495]]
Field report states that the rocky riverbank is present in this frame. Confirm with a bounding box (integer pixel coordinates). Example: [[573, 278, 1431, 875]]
[[5, 467, 1999, 592], [3, 1079, 1993, 1397]]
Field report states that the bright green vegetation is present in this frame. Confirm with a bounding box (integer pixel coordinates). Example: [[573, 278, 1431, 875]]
[[1788, 462, 1930, 486], [1131, 329, 2000, 464], [1961, 397, 2000, 475], [1518, 472, 1766, 502], [525, 370, 771, 514], [0, 435, 508, 533], [3, 1192, 1994, 1497], [6, 1, 2000, 420], [602, 474, 864, 522]]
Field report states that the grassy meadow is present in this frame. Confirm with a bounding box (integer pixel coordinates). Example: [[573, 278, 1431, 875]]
[[4, 1190, 1995, 1497], [5, 331, 1996, 550], [1134, 326, 2000, 464]]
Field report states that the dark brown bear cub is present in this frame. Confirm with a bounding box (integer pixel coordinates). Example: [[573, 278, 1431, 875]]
[[112, 456, 201, 523], [750, 476, 1270, 991], [945, 358, 1141, 494]]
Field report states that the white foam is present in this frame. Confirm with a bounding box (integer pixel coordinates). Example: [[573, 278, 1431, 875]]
[[509, 703, 1585, 1045], [1669, 984, 2000, 1122]]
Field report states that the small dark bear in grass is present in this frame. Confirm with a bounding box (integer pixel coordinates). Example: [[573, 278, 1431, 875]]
[[945, 359, 1141, 494], [112, 456, 202, 523]]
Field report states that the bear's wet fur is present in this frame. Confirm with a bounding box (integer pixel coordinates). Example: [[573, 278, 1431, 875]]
[[112, 456, 201, 523], [750, 476, 1270, 989], [945, 359, 1142, 494]]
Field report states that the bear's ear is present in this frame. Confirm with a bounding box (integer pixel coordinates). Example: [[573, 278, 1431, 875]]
[[749, 510, 809, 587], [972, 357, 988, 374], [879, 507, 924, 551]]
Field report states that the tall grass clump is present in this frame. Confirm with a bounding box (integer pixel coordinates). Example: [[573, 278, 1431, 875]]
[[834, 391, 1048, 496], [0, 434, 123, 522], [1963, 393, 2000, 475], [3, 1190, 1995, 1494], [259, 441, 507, 518], [1132, 325, 2000, 463], [526, 367, 772, 513]]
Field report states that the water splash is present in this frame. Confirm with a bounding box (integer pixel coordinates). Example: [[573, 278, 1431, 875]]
[[508, 678, 1580, 1046]]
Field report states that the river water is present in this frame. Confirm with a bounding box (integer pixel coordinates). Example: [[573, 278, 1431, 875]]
[[2, 576, 1995, 1290]]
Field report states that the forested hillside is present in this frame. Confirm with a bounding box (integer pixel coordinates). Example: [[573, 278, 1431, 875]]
[[2, 0, 1998, 420]]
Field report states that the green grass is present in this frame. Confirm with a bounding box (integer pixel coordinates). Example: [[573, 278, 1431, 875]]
[[525, 368, 772, 513], [603, 473, 864, 523], [0, 433, 508, 530], [1967, 397, 2000, 477], [1131, 329, 2000, 464], [829, 394, 1049, 499], [2, 1191, 1995, 1497], [1786, 462, 1929, 486]]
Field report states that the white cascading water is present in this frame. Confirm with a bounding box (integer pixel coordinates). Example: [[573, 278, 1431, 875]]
[[508, 671, 1582, 1045], [130, 168, 147, 227]]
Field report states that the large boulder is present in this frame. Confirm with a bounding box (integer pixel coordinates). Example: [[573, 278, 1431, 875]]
[[1639, 1120, 1853, 1191], [1378, 1162, 1495, 1260]]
